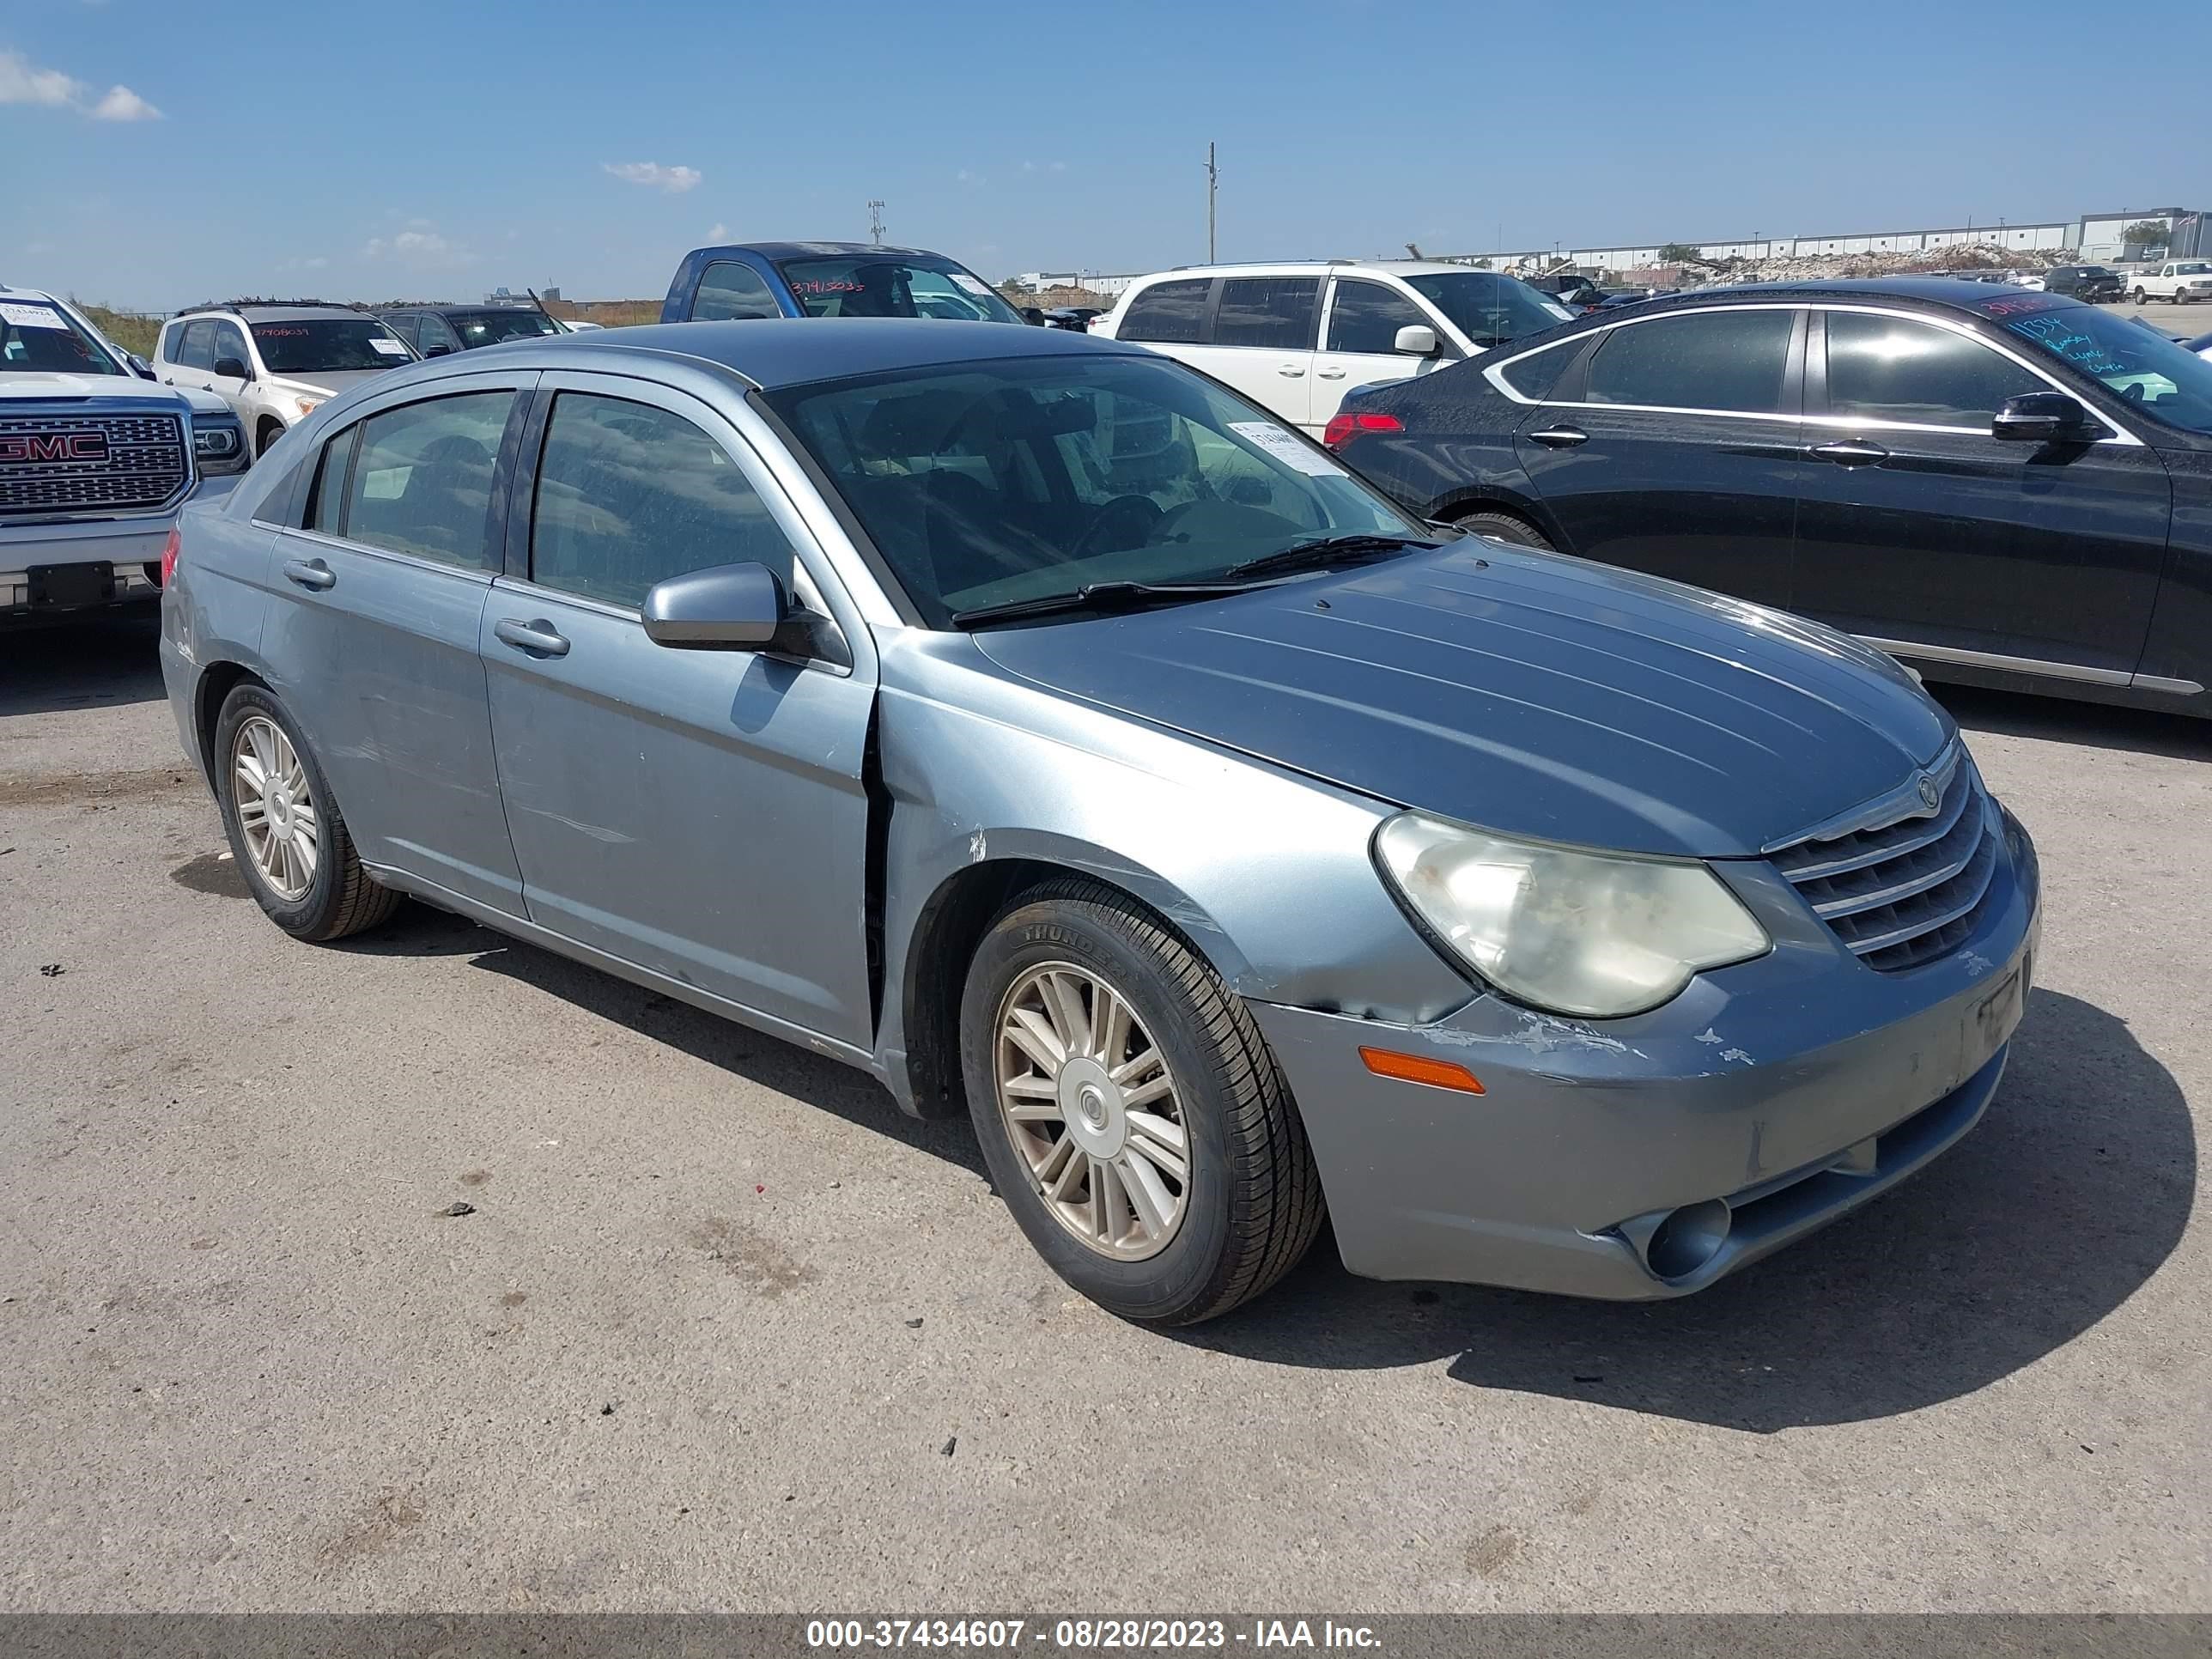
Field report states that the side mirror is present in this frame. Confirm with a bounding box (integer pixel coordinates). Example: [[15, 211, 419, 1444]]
[[127, 354, 157, 380], [423, 343, 453, 357], [1992, 391, 2101, 444], [214, 356, 251, 381], [643, 562, 790, 651], [1394, 324, 1440, 356]]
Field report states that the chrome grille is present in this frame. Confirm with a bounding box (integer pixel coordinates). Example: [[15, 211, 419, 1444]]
[[1771, 748, 2000, 973], [0, 411, 188, 516]]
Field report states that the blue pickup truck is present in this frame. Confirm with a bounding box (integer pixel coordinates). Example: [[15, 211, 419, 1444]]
[[659, 240, 1031, 326]]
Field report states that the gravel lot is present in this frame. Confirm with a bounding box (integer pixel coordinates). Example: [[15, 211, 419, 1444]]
[[1, 614, 2205, 1613]]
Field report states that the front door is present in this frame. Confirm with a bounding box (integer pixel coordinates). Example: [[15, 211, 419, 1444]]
[[1792, 307, 2172, 675], [258, 374, 532, 914], [1513, 306, 1807, 607], [1314, 277, 1452, 428], [479, 374, 878, 1048]]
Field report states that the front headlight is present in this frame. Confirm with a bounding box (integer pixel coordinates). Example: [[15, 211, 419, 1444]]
[[191, 417, 249, 475], [1374, 813, 1770, 1018]]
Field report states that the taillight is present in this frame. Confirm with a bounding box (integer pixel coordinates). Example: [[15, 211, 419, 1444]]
[[159, 527, 181, 588], [1322, 410, 1405, 450]]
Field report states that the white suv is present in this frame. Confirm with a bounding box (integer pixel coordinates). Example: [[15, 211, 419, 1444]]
[[153, 302, 416, 459], [1091, 261, 1574, 434]]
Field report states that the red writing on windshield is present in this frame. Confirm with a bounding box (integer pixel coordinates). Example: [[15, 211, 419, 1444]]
[[252, 325, 311, 337]]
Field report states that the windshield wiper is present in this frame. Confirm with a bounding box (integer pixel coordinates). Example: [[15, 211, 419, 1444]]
[[951, 580, 1250, 628], [1222, 533, 1437, 583]]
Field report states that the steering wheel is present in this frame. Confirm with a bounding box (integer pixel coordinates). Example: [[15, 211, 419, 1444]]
[[2118, 380, 2146, 404], [1069, 494, 1164, 560]]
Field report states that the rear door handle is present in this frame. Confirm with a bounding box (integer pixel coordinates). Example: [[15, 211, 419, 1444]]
[[1528, 424, 1589, 447], [1810, 439, 1889, 467], [494, 617, 571, 658], [281, 556, 336, 591]]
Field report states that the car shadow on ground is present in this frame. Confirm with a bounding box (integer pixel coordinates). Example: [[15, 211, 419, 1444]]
[[1935, 682, 2212, 762], [343, 905, 988, 1178], [1180, 988, 2194, 1430], [0, 615, 165, 717]]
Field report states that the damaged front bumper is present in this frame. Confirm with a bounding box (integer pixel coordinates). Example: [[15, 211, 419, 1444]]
[[1249, 812, 2041, 1299]]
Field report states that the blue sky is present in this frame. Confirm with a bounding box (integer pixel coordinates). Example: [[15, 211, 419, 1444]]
[[6, 0, 2209, 311]]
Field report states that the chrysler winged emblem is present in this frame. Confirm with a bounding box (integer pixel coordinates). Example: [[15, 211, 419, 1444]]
[[1916, 773, 1941, 811]]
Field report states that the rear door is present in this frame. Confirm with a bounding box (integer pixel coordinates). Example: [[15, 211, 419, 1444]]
[[258, 372, 533, 913], [1314, 277, 1453, 428], [1172, 276, 1322, 432], [166, 320, 216, 392], [1511, 305, 1807, 606], [478, 373, 878, 1048], [1791, 306, 2170, 677]]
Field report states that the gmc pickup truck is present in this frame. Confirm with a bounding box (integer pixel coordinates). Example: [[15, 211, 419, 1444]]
[[2132, 262, 2212, 305], [3, 284, 249, 624]]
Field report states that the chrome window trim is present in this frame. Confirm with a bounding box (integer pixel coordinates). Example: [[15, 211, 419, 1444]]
[[1481, 301, 2146, 447], [283, 523, 500, 583], [1860, 635, 2202, 696]]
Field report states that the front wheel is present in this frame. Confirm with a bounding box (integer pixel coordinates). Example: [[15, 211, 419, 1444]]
[[213, 684, 400, 941], [961, 879, 1325, 1324], [1452, 509, 1555, 552], [2136, 288, 2150, 305]]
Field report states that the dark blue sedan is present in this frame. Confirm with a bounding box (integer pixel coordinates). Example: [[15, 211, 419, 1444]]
[[660, 240, 1028, 326]]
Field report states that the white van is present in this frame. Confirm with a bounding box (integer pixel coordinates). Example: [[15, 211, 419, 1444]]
[[1091, 260, 1574, 434]]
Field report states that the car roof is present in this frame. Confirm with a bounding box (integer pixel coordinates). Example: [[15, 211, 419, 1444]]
[[379, 302, 547, 316], [695, 241, 955, 263], [499, 317, 1147, 391], [1136, 259, 1492, 281], [0, 283, 64, 303], [1608, 276, 2092, 313], [176, 303, 372, 323]]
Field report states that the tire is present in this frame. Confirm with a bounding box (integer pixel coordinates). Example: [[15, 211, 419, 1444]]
[[258, 420, 285, 459], [2136, 288, 2149, 305], [960, 878, 1325, 1325], [1452, 509, 1555, 552], [212, 683, 400, 942]]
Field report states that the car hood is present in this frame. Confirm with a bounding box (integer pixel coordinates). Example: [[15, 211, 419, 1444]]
[[267, 368, 399, 399], [969, 545, 1954, 859], [0, 371, 193, 405]]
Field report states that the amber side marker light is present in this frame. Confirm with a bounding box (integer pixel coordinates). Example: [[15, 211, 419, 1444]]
[[1358, 1047, 1486, 1094]]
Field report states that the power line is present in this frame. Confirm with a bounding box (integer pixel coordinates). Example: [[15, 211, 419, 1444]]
[[868, 200, 885, 247], [1205, 143, 1218, 264]]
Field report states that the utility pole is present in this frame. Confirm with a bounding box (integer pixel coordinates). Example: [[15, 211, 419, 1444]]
[[1205, 143, 1218, 264], [868, 200, 885, 247]]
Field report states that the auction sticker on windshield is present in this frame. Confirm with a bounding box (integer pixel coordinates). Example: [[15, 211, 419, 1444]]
[[951, 273, 994, 296], [0, 303, 67, 329], [369, 337, 410, 356], [1230, 421, 1347, 477]]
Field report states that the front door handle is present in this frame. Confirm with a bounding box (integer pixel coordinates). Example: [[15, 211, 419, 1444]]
[[281, 556, 336, 591], [1277, 364, 1306, 377], [1528, 424, 1589, 447], [494, 617, 570, 658], [1316, 367, 1347, 380], [1810, 439, 1889, 467]]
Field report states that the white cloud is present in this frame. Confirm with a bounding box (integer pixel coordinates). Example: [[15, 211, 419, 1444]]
[[956, 168, 984, 186], [362, 226, 474, 269], [1, 52, 162, 119], [707, 222, 730, 241], [603, 161, 702, 194], [0, 49, 83, 106], [89, 84, 161, 121]]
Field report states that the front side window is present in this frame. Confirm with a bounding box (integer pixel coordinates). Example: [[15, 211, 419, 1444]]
[[1585, 309, 1796, 414], [1116, 279, 1211, 344], [250, 317, 414, 374], [209, 322, 251, 374], [339, 392, 515, 568], [416, 314, 461, 354], [1403, 272, 1574, 349], [766, 351, 1424, 629], [0, 297, 123, 375], [771, 253, 1024, 324], [1211, 277, 1319, 349], [1994, 300, 2212, 434], [381, 314, 421, 349], [529, 392, 795, 608], [694, 261, 783, 321], [1824, 313, 2042, 428], [448, 309, 562, 348], [1326, 280, 1430, 355], [177, 321, 216, 371]]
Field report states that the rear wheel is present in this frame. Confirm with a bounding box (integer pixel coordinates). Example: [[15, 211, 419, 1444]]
[[213, 684, 399, 941], [961, 879, 1325, 1324], [1452, 509, 1555, 552]]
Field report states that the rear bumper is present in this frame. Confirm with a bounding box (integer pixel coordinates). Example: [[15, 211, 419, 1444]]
[[1253, 812, 2040, 1299]]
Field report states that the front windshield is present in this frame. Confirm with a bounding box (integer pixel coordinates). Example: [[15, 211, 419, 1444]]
[[1984, 296, 2212, 434], [449, 309, 562, 346], [1404, 272, 1575, 348], [766, 352, 1428, 628], [250, 318, 414, 374], [0, 299, 124, 375], [772, 254, 1025, 325]]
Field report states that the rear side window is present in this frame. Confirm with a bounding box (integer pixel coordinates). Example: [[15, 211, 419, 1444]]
[[529, 392, 795, 609], [1211, 277, 1319, 349], [341, 392, 515, 569], [1326, 280, 1430, 354], [1823, 313, 2043, 429], [694, 260, 783, 320], [1117, 279, 1211, 344], [1585, 310, 1795, 414], [306, 427, 356, 532]]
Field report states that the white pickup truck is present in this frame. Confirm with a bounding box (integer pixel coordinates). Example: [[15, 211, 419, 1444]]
[[3, 284, 250, 625], [2131, 262, 2212, 304]]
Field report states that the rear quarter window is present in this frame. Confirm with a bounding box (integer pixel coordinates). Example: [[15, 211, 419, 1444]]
[[1495, 340, 1580, 401], [1118, 279, 1212, 345]]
